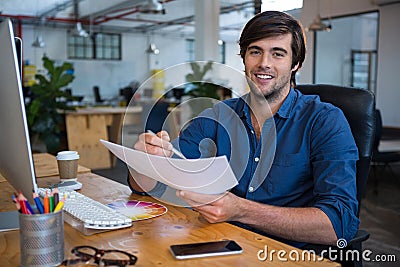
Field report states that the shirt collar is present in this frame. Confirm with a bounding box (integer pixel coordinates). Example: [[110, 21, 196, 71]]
[[237, 95, 254, 128], [237, 94, 249, 118], [240, 89, 297, 120], [275, 88, 297, 119]]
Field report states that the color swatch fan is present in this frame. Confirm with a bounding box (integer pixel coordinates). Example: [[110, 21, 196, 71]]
[[107, 200, 167, 221]]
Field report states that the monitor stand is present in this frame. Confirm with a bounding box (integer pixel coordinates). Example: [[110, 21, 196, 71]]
[[49, 180, 83, 191]]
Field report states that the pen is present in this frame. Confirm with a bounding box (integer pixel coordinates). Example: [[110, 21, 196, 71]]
[[33, 191, 44, 214], [49, 191, 54, 212], [25, 199, 35, 214], [44, 190, 50, 214], [147, 130, 187, 159], [12, 195, 21, 213], [53, 194, 66, 212], [17, 192, 31, 214], [53, 187, 59, 208], [19, 191, 34, 214]]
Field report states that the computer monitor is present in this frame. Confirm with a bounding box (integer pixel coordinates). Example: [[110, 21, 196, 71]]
[[0, 19, 38, 203]]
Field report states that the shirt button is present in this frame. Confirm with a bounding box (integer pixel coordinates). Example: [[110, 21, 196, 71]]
[[249, 187, 254, 192], [251, 130, 255, 134], [254, 157, 259, 162]]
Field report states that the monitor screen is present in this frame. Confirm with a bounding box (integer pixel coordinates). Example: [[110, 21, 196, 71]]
[[0, 19, 38, 203]]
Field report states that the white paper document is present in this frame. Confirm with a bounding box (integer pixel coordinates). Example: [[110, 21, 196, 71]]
[[100, 140, 238, 194]]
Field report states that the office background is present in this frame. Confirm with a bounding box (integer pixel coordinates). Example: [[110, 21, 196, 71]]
[[1, 0, 399, 127], [1, 1, 399, 265]]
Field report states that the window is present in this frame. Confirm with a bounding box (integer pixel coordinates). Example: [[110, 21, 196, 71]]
[[314, 11, 378, 93], [68, 35, 93, 59], [68, 33, 121, 60], [351, 50, 377, 91], [186, 39, 225, 63]]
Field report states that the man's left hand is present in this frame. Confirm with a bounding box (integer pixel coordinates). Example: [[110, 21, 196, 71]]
[[176, 190, 242, 223]]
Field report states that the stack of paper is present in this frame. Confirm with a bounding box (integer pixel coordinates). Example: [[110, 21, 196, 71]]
[[100, 140, 238, 194]]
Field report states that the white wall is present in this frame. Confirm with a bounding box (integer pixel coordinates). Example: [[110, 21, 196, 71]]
[[23, 28, 194, 102], [314, 18, 354, 85], [300, 0, 400, 127], [22, 26, 244, 103], [314, 13, 378, 87], [21, 0, 400, 126], [375, 3, 400, 127]]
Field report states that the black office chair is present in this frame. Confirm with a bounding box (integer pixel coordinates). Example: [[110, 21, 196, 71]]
[[93, 86, 104, 103], [296, 84, 375, 267], [371, 109, 400, 182]]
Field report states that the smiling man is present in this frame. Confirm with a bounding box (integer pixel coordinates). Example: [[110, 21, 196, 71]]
[[129, 11, 359, 249]]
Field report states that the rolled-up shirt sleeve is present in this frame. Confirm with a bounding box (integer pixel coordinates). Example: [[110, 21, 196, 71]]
[[310, 107, 360, 242]]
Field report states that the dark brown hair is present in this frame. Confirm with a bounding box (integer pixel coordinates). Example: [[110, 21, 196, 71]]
[[239, 11, 306, 87]]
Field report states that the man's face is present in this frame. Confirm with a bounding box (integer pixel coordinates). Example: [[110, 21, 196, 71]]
[[244, 33, 299, 102]]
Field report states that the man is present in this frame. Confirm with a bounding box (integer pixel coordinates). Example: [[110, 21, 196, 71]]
[[129, 11, 359, 248]]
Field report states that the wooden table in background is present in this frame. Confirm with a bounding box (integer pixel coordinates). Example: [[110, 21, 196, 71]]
[[64, 106, 142, 170], [0, 153, 90, 183], [0, 154, 340, 267], [32, 153, 91, 177]]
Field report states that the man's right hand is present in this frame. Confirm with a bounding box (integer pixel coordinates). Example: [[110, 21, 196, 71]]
[[128, 130, 172, 193], [133, 130, 173, 157]]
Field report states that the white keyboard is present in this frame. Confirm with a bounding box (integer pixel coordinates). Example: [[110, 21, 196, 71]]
[[37, 188, 132, 230]]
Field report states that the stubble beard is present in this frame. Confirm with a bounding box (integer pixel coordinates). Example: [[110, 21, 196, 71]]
[[248, 72, 292, 104]]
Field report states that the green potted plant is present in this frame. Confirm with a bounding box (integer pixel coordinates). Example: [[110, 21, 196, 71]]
[[27, 56, 76, 153], [184, 61, 220, 117]]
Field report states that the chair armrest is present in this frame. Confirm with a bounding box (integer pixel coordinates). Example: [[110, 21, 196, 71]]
[[348, 229, 370, 246]]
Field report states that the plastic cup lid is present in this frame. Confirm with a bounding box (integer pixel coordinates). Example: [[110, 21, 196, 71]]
[[56, 151, 79, 160]]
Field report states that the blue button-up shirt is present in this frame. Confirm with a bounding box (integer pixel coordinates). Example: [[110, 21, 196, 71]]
[[173, 88, 360, 248]]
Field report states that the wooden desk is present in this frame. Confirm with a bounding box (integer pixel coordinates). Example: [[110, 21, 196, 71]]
[[64, 106, 142, 169], [0, 156, 340, 266]]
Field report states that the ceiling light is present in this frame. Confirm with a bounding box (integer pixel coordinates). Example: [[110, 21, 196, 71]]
[[306, 0, 332, 32], [306, 14, 332, 32], [146, 43, 160, 54], [71, 22, 89, 37], [140, 0, 166, 14], [71, 0, 89, 37], [32, 35, 45, 48]]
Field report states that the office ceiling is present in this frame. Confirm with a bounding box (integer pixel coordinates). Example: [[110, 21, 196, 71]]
[[0, 0, 258, 38]]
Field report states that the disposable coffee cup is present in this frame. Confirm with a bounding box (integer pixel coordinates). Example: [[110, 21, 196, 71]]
[[19, 211, 64, 267], [56, 151, 79, 182]]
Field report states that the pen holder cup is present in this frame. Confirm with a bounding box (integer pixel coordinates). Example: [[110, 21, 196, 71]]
[[19, 210, 64, 267]]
